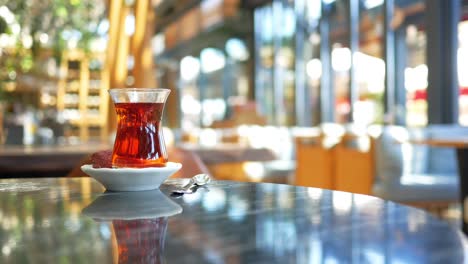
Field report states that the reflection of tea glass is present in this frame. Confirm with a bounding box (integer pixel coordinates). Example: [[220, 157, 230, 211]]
[[82, 190, 182, 264], [113, 218, 167, 264], [109, 88, 171, 168]]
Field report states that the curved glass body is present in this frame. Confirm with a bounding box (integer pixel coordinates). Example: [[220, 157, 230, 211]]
[[109, 88, 171, 168]]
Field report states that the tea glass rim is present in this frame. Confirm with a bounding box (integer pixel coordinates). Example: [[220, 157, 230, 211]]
[[109, 88, 170, 93]]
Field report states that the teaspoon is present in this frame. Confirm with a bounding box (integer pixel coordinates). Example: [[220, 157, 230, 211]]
[[172, 174, 211, 195]]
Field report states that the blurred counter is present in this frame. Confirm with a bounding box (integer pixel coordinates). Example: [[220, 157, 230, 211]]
[[178, 143, 293, 184], [0, 143, 111, 178], [0, 142, 283, 181], [178, 143, 278, 165]]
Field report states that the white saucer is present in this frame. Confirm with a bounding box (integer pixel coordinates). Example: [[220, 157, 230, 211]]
[[82, 189, 183, 220], [81, 162, 182, 192]]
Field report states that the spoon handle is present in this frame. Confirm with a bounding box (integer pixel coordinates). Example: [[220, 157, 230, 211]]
[[172, 186, 195, 195], [180, 179, 196, 192]]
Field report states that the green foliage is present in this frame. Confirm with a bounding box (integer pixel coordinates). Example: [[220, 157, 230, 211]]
[[0, 0, 106, 58], [0, 0, 107, 101], [0, 15, 6, 34]]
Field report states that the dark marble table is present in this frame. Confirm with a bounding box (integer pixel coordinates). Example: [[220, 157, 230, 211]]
[[0, 178, 466, 263]]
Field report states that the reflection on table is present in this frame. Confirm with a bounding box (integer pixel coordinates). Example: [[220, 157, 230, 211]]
[[0, 178, 466, 263]]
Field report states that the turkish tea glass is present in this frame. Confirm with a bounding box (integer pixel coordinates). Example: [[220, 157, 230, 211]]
[[109, 88, 171, 168]]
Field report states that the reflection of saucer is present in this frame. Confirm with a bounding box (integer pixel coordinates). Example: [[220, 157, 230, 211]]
[[82, 189, 183, 220], [81, 162, 182, 191]]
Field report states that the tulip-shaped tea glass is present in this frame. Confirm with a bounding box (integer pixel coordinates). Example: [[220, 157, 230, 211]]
[[109, 88, 170, 168]]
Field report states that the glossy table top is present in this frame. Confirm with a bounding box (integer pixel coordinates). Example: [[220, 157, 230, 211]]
[[0, 178, 466, 263]]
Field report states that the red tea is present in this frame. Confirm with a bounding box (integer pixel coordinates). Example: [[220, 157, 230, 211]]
[[112, 102, 168, 168]]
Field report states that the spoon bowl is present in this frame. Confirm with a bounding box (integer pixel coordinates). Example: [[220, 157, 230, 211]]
[[193, 173, 211, 185]]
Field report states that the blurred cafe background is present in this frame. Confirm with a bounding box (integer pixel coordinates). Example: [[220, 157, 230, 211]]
[[0, 0, 468, 226]]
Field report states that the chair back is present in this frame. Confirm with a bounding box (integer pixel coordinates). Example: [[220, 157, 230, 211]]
[[294, 130, 336, 189], [334, 130, 375, 195]]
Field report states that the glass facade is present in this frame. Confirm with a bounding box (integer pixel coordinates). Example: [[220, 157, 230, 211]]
[[165, 40, 251, 130], [298, 0, 322, 126], [157, 0, 465, 129], [397, 0, 427, 127], [255, 2, 296, 126], [255, 5, 276, 124], [329, 0, 352, 124], [252, 0, 463, 127], [355, 1, 385, 125], [459, 9, 468, 125]]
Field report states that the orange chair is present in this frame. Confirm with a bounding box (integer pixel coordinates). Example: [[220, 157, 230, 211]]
[[334, 132, 375, 195], [294, 134, 335, 189]]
